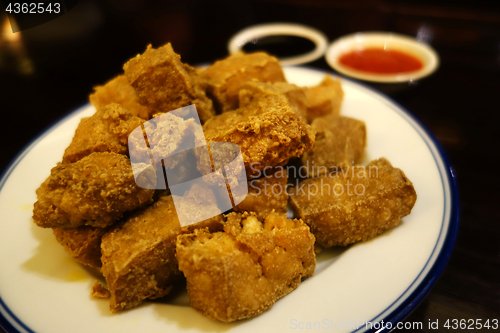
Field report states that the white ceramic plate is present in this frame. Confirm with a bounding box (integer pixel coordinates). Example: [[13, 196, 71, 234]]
[[0, 67, 458, 333]]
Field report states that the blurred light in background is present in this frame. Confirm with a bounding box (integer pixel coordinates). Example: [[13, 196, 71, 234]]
[[0, 15, 33, 75]]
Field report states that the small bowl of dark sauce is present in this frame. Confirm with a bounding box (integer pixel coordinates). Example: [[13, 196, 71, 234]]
[[325, 32, 439, 89], [228, 23, 328, 65]]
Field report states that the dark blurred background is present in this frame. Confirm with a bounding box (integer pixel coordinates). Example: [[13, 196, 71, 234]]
[[1, 0, 499, 332]]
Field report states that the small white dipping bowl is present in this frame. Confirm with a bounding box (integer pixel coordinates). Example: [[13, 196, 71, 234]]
[[325, 32, 439, 83], [228, 23, 328, 66]]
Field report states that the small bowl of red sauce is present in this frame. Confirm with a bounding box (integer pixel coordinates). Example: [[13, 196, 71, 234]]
[[325, 32, 439, 84]]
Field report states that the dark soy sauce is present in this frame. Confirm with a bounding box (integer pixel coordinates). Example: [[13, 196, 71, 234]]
[[242, 35, 316, 58]]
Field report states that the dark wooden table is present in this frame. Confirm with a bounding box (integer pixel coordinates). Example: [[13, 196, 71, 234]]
[[1, 0, 499, 332]]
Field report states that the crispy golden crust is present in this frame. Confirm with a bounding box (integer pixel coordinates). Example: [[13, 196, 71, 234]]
[[201, 52, 286, 112], [302, 115, 366, 177], [100, 196, 182, 312], [91, 280, 110, 299], [234, 169, 289, 219], [289, 158, 417, 247], [128, 111, 198, 171], [304, 75, 344, 122], [33, 152, 155, 229], [239, 80, 308, 120], [63, 103, 144, 164], [101, 195, 222, 312], [52, 226, 108, 269], [171, 183, 225, 228], [89, 75, 153, 120], [123, 43, 215, 123], [176, 211, 315, 322], [192, 140, 245, 192], [198, 95, 315, 177]]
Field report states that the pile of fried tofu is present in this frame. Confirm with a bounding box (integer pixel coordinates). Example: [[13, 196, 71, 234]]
[[32, 43, 416, 322]]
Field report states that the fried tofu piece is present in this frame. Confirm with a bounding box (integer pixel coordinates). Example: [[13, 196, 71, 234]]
[[171, 182, 227, 228], [63, 103, 144, 163], [234, 169, 289, 219], [193, 139, 245, 187], [239, 80, 308, 120], [301, 115, 366, 177], [144, 114, 196, 165], [123, 43, 215, 123], [289, 158, 417, 247], [52, 226, 108, 269], [165, 148, 205, 187], [101, 194, 223, 312], [304, 75, 343, 122], [89, 75, 153, 120], [198, 95, 315, 177], [128, 109, 208, 192], [33, 152, 155, 229], [187, 139, 248, 211], [176, 211, 315, 322], [128, 111, 197, 168], [201, 52, 286, 112]]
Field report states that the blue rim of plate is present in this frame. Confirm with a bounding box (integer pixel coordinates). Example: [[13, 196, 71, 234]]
[[0, 67, 459, 333]]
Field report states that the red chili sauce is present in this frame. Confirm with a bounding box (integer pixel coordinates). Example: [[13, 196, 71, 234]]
[[339, 48, 423, 74]]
